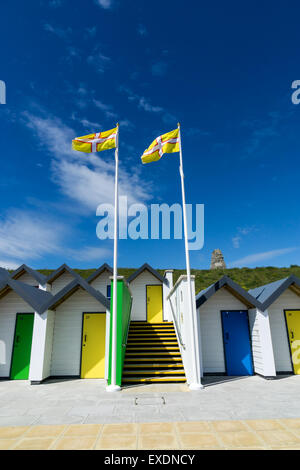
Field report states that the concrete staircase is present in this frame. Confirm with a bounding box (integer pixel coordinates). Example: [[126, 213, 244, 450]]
[[122, 321, 186, 384]]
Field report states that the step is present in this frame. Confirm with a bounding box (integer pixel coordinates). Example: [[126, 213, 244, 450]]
[[123, 363, 184, 369], [126, 346, 180, 354], [122, 377, 186, 384], [130, 322, 173, 325], [124, 357, 182, 362], [122, 370, 185, 376]]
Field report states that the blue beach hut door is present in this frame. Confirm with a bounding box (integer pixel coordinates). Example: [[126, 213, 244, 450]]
[[221, 310, 254, 376]]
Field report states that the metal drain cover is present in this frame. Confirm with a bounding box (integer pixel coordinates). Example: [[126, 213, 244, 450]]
[[135, 396, 165, 406]]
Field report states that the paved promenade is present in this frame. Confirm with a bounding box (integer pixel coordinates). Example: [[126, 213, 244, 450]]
[[0, 375, 300, 449]]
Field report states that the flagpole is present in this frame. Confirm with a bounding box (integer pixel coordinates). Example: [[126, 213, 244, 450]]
[[178, 123, 202, 390], [107, 122, 121, 392]]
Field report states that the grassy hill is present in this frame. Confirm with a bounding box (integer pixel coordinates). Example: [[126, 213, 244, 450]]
[[38, 265, 300, 294]]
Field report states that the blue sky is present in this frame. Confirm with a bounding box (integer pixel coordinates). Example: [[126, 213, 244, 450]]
[[1, 0, 300, 271]]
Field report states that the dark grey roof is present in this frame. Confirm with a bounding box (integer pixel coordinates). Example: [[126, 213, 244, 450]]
[[10, 264, 47, 285], [196, 275, 260, 309], [127, 263, 166, 285], [248, 275, 300, 311], [0, 278, 53, 314], [0, 268, 10, 280], [87, 263, 113, 283], [46, 276, 110, 311], [45, 264, 82, 284]]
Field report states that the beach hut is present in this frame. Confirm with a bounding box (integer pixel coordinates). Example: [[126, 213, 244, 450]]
[[86, 263, 113, 298], [10, 264, 47, 288], [127, 264, 172, 323], [29, 276, 110, 383], [249, 275, 300, 376], [196, 276, 259, 376], [0, 277, 51, 380], [45, 264, 82, 295]]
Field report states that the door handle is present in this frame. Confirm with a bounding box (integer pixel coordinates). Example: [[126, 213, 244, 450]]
[[225, 332, 229, 341], [84, 335, 87, 342], [291, 331, 294, 340], [16, 335, 20, 344]]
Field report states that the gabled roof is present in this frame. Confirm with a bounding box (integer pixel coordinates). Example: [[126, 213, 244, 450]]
[[196, 275, 259, 309], [86, 263, 113, 283], [45, 264, 82, 285], [10, 264, 47, 285], [0, 278, 53, 314], [46, 276, 110, 311], [248, 275, 300, 311], [126, 263, 166, 284]]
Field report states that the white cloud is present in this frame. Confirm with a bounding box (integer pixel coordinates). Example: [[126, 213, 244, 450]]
[[95, 0, 114, 9], [0, 260, 21, 270], [229, 247, 298, 267], [232, 236, 241, 249], [67, 246, 111, 262], [0, 210, 67, 263], [22, 110, 151, 213]]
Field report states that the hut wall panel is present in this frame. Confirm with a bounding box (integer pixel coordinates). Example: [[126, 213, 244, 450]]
[[268, 289, 300, 373], [50, 289, 106, 376]]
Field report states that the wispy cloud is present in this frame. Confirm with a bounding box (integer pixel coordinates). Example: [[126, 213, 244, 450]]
[[44, 23, 71, 39], [95, 0, 115, 10], [151, 61, 167, 77], [0, 209, 67, 264], [87, 48, 111, 74], [137, 24, 148, 36], [119, 86, 163, 113], [48, 0, 62, 7], [93, 99, 117, 119], [232, 226, 256, 249], [22, 109, 151, 213], [229, 247, 298, 267]]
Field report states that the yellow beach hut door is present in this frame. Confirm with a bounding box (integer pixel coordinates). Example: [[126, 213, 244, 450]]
[[81, 313, 106, 378], [285, 310, 300, 375], [147, 285, 163, 323]]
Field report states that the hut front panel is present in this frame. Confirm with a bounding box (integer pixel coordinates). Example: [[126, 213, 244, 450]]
[[199, 287, 247, 374], [50, 289, 105, 376], [268, 289, 300, 373], [0, 291, 33, 377], [51, 272, 76, 296], [14, 272, 39, 287], [129, 271, 162, 321], [90, 270, 111, 297]]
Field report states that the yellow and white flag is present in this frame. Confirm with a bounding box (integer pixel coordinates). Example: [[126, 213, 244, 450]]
[[72, 126, 117, 153], [141, 128, 179, 164]]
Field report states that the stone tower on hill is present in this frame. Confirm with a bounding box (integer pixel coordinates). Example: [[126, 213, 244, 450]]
[[210, 249, 226, 270]]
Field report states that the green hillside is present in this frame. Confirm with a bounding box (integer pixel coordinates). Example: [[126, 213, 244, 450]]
[[38, 265, 300, 294]]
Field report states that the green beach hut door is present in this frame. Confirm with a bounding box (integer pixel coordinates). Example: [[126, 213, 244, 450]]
[[10, 314, 34, 380]]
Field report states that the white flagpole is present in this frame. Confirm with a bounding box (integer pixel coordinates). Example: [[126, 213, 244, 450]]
[[107, 123, 121, 392], [178, 123, 202, 390]]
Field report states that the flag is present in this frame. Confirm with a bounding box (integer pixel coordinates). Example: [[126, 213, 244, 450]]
[[141, 128, 179, 164], [72, 126, 117, 153]]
